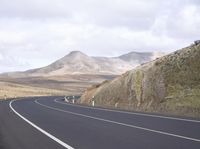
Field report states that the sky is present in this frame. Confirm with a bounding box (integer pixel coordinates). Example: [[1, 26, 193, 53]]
[[0, 0, 199, 72]]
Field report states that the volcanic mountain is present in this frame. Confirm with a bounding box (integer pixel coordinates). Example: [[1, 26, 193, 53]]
[[2, 51, 163, 77]]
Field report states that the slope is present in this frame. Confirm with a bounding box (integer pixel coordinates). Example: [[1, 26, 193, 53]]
[[80, 43, 200, 118]]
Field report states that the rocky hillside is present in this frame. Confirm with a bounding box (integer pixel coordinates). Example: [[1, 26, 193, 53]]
[[80, 43, 200, 118]]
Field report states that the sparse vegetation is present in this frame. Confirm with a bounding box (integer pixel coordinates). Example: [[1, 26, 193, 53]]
[[80, 44, 200, 118], [0, 74, 115, 100], [133, 70, 143, 105], [0, 81, 68, 99]]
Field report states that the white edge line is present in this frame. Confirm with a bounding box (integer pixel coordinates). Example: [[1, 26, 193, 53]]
[[54, 99, 200, 123], [9, 100, 74, 149], [36, 99, 200, 143]]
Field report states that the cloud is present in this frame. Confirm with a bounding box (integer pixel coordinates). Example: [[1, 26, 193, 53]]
[[0, 51, 31, 72], [0, 0, 71, 19], [0, 53, 3, 60], [0, 0, 199, 72]]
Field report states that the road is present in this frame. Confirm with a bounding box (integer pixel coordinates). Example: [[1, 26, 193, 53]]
[[0, 96, 200, 149]]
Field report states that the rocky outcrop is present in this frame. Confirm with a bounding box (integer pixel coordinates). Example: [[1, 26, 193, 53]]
[[80, 43, 200, 117]]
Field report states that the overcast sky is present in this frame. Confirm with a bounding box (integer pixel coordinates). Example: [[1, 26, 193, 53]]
[[0, 0, 199, 72]]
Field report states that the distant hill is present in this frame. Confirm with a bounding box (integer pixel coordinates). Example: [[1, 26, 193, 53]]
[[1, 51, 163, 77], [119, 51, 164, 66], [80, 43, 200, 118], [0, 50, 164, 99]]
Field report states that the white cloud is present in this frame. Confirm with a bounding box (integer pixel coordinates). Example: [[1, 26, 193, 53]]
[[0, 0, 199, 72], [0, 51, 31, 72], [0, 53, 3, 60]]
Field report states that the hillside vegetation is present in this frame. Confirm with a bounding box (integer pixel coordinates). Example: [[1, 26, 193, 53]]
[[80, 43, 200, 118]]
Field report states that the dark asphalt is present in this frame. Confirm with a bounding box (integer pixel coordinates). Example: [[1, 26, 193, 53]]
[[0, 96, 200, 149]]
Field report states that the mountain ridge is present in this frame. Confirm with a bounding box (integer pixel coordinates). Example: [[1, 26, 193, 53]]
[[1, 50, 164, 77]]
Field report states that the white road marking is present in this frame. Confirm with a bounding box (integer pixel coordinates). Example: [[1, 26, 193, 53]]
[[36, 99, 200, 143], [9, 100, 74, 149], [54, 98, 200, 123]]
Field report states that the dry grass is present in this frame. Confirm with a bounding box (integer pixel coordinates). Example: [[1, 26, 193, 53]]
[[80, 44, 200, 118], [0, 74, 116, 100], [0, 81, 68, 99]]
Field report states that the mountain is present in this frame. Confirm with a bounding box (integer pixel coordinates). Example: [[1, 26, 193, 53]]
[[1, 51, 163, 77], [0, 50, 164, 99], [119, 51, 164, 66], [20, 51, 133, 76], [80, 43, 200, 118]]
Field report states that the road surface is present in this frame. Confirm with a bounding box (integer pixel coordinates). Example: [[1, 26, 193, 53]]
[[0, 96, 200, 149]]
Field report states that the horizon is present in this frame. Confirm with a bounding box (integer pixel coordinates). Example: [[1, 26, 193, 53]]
[[0, 0, 199, 72], [0, 49, 167, 73]]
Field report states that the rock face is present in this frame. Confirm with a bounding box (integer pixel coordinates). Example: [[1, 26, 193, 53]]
[[80, 44, 200, 117]]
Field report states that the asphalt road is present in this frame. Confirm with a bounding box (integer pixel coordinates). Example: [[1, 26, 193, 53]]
[[0, 96, 200, 149]]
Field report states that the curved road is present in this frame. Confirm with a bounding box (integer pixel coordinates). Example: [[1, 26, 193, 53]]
[[0, 96, 200, 149]]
